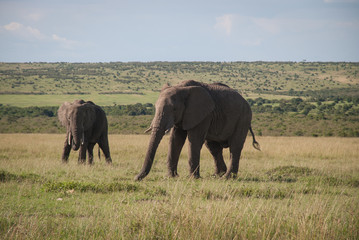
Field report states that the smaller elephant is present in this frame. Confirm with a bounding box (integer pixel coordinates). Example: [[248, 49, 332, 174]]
[[58, 100, 112, 164]]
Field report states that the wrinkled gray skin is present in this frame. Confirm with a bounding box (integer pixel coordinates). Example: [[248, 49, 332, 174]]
[[135, 80, 260, 181], [58, 100, 112, 164]]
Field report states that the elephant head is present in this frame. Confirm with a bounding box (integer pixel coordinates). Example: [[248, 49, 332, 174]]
[[58, 100, 96, 151], [135, 85, 215, 180]]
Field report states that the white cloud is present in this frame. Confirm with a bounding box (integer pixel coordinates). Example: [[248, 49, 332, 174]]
[[4, 22, 23, 31], [2, 22, 77, 48], [52, 34, 67, 42], [26, 26, 46, 39], [3, 22, 45, 40], [52, 34, 78, 49], [214, 14, 234, 36]]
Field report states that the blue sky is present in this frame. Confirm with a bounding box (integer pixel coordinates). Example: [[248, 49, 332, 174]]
[[0, 0, 358, 62]]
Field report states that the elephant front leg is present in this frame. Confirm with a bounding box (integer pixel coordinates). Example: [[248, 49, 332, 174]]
[[187, 131, 208, 179], [167, 127, 187, 177], [187, 117, 211, 178], [62, 140, 71, 163], [188, 141, 203, 178], [205, 141, 227, 176], [78, 144, 87, 164]]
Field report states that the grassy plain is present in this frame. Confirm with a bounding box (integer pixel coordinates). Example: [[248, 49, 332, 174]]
[[1, 62, 358, 106], [0, 92, 158, 107], [1, 134, 358, 239], [0, 92, 291, 107], [1, 113, 358, 137], [1, 62, 358, 137], [1, 62, 358, 238]]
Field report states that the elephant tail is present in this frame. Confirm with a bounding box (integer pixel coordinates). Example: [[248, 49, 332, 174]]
[[98, 145, 101, 160], [249, 126, 261, 151]]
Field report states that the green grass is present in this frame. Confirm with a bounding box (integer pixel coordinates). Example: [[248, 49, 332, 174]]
[[0, 92, 159, 107], [1, 62, 358, 238], [1, 62, 358, 107], [0, 134, 358, 239], [2, 112, 358, 137], [0, 92, 297, 107]]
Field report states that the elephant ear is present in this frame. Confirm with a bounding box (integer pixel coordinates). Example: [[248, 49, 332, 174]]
[[83, 103, 96, 130], [161, 83, 171, 92], [58, 102, 71, 127], [182, 86, 215, 130]]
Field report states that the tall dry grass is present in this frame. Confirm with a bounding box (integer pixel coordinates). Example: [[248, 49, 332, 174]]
[[0, 134, 358, 239]]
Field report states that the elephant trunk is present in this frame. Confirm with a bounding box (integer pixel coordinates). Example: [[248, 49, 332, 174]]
[[71, 128, 84, 151], [135, 128, 165, 181], [72, 131, 80, 150]]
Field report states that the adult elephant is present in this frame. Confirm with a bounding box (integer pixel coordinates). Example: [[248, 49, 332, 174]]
[[135, 80, 260, 181], [58, 100, 112, 164]]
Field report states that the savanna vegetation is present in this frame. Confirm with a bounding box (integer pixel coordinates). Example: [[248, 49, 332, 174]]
[[1, 96, 358, 136], [0, 61, 358, 137], [1, 62, 358, 96], [0, 62, 358, 239], [0, 134, 358, 239]]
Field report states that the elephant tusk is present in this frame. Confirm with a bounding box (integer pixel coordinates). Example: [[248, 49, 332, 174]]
[[81, 132, 85, 145], [144, 127, 152, 133], [68, 132, 71, 145]]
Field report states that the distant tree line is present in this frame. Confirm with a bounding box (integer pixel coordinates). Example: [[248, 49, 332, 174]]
[[255, 87, 359, 101], [247, 97, 359, 116], [102, 103, 154, 116], [0, 105, 58, 118], [0, 103, 154, 119], [1, 97, 358, 120], [1, 100, 358, 137]]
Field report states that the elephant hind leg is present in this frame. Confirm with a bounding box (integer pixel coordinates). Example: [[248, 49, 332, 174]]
[[78, 144, 87, 164], [224, 125, 249, 179], [87, 143, 96, 164], [98, 134, 112, 164], [205, 140, 227, 176]]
